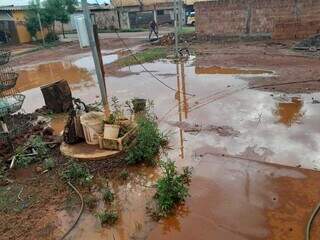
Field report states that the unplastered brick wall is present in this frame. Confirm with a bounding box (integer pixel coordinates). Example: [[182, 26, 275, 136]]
[[195, 0, 320, 40]]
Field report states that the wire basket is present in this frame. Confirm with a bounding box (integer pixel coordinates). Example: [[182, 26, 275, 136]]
[[0, 113, 33, 142], [0, 50, 11, 66], [0, 94, 25, 117], [0, 71, 18, 92]]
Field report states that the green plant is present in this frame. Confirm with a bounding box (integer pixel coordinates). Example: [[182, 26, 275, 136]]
[[101, 187, 114, 203], [116, 48, 167, 67], [15, 136, 49, 168], [119, 169, 129, 181], [153, 160, 192, 218], [44, 32, 59, 42], [125, 117, 167, 165], [97, 210, 119, 225], [84, 194, 97, 209], [43, 157, 55, 170], [104, 113, 116, 125], [62, 161, 92, 185]]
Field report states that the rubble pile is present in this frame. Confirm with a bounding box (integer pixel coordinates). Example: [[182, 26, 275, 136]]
[[294, 34, 320, 50]]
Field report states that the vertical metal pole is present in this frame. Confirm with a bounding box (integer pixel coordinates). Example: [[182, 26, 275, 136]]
[[81, 0, 110, 116], [37, 12, 45, 46], [173, 0, 179, 57], [178, 0, 183, 31]]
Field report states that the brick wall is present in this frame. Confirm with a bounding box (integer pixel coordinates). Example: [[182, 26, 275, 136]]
[[195, 0, 320, 40]]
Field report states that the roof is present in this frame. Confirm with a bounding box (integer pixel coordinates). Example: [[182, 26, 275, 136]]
[[0, 12, 14, 21], [0, 5, 29, 11]]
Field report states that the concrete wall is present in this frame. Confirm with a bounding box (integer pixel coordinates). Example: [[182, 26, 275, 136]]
[[195, 0, 320, 40]]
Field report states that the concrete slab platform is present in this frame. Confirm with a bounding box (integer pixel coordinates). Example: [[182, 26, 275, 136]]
[[60, 142, 121, 161]]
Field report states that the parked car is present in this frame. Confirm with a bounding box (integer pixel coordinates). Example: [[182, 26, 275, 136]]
[[187, 12, 195, 26]]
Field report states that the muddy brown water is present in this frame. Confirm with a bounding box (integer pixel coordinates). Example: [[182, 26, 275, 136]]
[[16, 54, 320, 239]]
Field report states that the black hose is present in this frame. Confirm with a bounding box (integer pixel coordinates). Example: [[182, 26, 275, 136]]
[[305, 202, 320, 240], [60, 181, 84, 240]]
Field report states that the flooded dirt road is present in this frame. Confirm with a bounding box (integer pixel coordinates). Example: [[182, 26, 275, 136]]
[[15, 47, 320, 239]]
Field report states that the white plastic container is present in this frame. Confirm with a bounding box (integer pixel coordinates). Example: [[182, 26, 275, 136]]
[[80, 112, 105, 145], [104, 124, 120, 139]]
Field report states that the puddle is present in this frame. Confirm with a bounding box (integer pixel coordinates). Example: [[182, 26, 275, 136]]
[[14, 54, 320, 240], [73, 54, 118, 71], [49, 114, 68, 135], [17, 62, 94, 92], [274, 97, 304, 126], [195, 66, 273, 75], [56, 166, 159, 240]]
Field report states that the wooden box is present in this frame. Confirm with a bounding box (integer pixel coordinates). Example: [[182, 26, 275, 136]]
[[98, 125, 137, 151]]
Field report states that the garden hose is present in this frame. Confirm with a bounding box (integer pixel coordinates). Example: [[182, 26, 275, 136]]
[[60, 181, 84, 240], [305, 201, 320, 240]]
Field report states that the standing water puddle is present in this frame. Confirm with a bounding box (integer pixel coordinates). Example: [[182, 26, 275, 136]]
[[15, 55, 320, 240]]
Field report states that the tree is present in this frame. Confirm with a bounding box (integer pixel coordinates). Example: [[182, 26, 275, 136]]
[[43, 0, 78, 38], [26, 0, 54, 39], [26, 0, 78, 40]]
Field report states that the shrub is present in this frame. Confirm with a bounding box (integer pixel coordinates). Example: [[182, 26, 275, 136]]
[[43, 157, 55, 170], [84, 194, 97, 210], [125, 117, 167, 165], [97, 210, 118, 225], [62, 161, 92, 184], [101, 187, 114, 203], [45, 32, 59, 42], [15, 136, 49, 168], [119, 169, 129, 181], [153, 160, 192, 218]]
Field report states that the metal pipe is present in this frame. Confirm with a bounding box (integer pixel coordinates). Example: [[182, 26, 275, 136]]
[[81, 0, 110, 116]]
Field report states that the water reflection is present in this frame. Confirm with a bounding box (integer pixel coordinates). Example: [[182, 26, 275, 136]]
[[175, 61, 189, 159], [17, 62, 94, 92], [274, 97, 304, 126]]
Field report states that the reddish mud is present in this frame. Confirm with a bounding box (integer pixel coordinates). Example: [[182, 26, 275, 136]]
[[193, 41, 320, 93], [195, 66, 273, 75], [148, 156, 320, 240], [8, 40, 320, 240], [12, 38, 143, 67]]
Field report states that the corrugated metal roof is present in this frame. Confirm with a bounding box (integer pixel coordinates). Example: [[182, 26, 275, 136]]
[[0, 12, 14, 21], [0, 5, 29, 11]]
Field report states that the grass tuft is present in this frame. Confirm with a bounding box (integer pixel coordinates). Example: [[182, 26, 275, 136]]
[[115, 48, 167, 67]]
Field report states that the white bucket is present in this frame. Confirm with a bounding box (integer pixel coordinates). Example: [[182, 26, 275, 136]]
[[104, 124, 120, 139], [80, 112, 105, 145]]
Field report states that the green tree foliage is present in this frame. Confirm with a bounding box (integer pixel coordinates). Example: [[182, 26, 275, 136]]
[[26, 0, 54, 38], [26, 0, 78, 39]]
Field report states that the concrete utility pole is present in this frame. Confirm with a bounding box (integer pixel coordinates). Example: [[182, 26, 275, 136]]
[[81, 0, 110, 116], [37, 12, 45, 46]]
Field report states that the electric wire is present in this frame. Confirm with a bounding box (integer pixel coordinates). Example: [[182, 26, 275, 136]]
[[92, 0, 196, 97]]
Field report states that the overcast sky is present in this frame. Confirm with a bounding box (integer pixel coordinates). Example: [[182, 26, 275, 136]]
[[0, 0, 109, 6]]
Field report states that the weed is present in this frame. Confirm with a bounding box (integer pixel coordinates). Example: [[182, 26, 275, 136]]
[[125, 117, 167, 165], [62, 161, 93, 185], [116, 48, 167, 67], [97, 210, 119, 225], [43, 157, 55, 170], [119, 169, 129, 181], [153, 160, 192, 218], [101, 187, 114, 203], [83, 194, 97, 210], [0, 184, 35, 213], [15, 136, 49, 168], [179, 26, 195, 34]]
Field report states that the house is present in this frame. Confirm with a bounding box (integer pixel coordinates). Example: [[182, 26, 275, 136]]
[[110, 0, 190, 29], [0, 5, 32, 44]]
